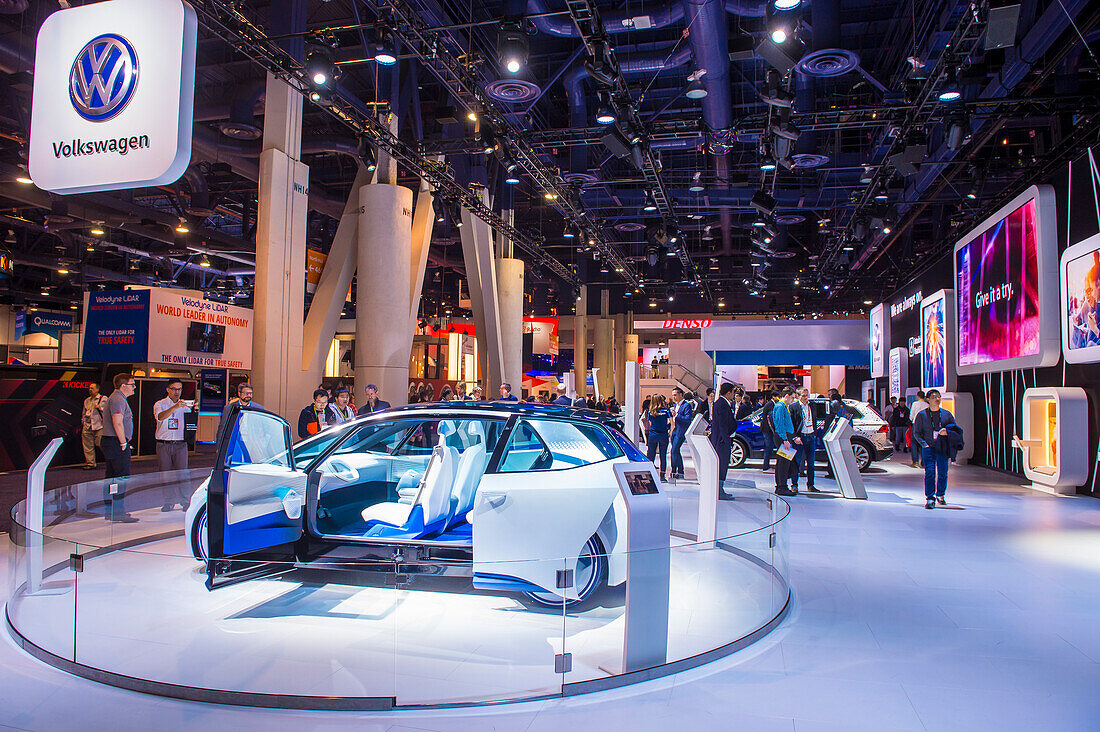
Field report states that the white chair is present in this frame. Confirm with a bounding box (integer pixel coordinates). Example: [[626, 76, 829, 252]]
[[445, 442, 488, 529], [361, 445, 457, 532]]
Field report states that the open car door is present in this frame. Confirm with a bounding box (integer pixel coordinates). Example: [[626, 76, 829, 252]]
[[206, 403, 306, 590]]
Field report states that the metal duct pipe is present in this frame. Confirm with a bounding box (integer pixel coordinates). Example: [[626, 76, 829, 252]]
[[564, 44, 692, 174], [0, 1, 29, 15], [527, 0, 686, 37]]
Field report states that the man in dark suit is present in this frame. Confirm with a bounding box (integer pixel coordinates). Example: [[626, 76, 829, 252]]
[[710, 382, 736, 500], [357, 384, 391, 416]]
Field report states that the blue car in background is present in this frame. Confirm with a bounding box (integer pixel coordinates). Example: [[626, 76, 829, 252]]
[[728, 398, 893, 472]]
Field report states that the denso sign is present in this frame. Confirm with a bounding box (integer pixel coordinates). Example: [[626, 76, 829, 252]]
[[662, 319, 712, 329]]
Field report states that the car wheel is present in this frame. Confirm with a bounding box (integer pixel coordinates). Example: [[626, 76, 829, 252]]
[[522, 534, 607, 610], [729, 439, 748, 469], [191, 505, 208, 563], [851, 440, 872, 472]]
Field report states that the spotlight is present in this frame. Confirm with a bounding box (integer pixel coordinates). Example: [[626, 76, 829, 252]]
[[773, 0, 800, 8], [685, 77, 708, 100], [504, 166, 521, 185], [759, 159, 777, 171], [564, 225, 575, 239], [199, 254, 211, 267], [477, 121, 497, 155], [497, 20, 529, 75], [770, 28, 787, 44], [58, 266, 69, 275], [937, 68, 961, 102], [15, 175, 33, 184], [309, 87, 333, 106], [90, 226, 105, 236], [543, 191, 558, 201], [466, 110, 478, 122], [595, 93, 617, 125], [882, 224, 892, 235], [175, 219, 190, 234], [689, 172, 706, 192], [373, 26, 397, 66], [305, 46, 337, 86], [702, 226, 714, 241], [357, 136, 377, 171], [642, 191, 658, 212]]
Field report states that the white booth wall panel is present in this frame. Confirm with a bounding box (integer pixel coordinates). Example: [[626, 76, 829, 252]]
[[702, 320, 869, 353]]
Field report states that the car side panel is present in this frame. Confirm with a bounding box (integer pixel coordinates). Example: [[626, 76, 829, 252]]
[[470, 457, 625, 600]]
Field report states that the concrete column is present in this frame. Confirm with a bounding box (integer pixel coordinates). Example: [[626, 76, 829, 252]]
[[573, 286, 587, 400], [613, 312, 627, 400], [497, 257, 525, 395], [594, 318, 614, 401], [251, 73, 310, 421], [355, 183, 414, 405]]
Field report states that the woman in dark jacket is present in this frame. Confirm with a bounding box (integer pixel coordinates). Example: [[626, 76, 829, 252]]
[[646, 395, 673, 480], [911, 389, 958, 508]]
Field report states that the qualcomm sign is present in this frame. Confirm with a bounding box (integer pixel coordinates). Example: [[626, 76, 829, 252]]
[[29, 0, 197, 194]]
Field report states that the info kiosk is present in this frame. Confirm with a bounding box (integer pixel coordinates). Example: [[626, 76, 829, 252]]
[[1012, 387, 1089, 495], [611, 462, 671, 672], [683, 414, 720, 542], [823, 417, 867, 499]]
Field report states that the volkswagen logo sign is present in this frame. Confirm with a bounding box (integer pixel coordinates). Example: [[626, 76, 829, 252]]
[[69, 33, 138, 122]]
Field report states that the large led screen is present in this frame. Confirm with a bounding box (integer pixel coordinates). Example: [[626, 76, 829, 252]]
[[953, 185, 1059, 375], [1061, 233, 1100, 364], [922, 298, 946, 389]]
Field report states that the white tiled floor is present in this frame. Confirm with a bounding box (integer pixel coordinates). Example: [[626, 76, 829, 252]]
[[3, 454, 1099, 730]]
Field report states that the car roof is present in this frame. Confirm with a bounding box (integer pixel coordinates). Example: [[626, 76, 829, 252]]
[[369, 400, 625, 427]]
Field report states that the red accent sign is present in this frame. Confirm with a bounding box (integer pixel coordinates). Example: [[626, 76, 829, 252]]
[[661, 318, 712, 329], [792, 369, 812, 376]]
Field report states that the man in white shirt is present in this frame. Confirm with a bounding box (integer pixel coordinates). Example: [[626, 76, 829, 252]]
[[154, 379, 192, 511], [789, 388, 819, 492]]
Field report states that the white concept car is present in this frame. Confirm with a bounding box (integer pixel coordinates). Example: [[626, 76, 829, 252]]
[[186, 402, 644, 607]]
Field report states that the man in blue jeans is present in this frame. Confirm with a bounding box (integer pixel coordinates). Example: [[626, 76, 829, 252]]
[[911, 389, 958, 509], [760, 390, 778, 472], [669, 387, 694, 479]]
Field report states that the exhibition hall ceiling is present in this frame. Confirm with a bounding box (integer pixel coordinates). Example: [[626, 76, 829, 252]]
[[0, 0, 1098, 318]]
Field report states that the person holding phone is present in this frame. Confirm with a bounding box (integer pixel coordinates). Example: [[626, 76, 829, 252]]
[[912, 389, 959, 508], [154, 379, 192, 511]]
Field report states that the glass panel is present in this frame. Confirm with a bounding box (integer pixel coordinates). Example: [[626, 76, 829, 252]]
[[499, 419, 621, 473], [291, 423, 356, 468], [7, 523, 77, 662], [227, 410, 291, 468]]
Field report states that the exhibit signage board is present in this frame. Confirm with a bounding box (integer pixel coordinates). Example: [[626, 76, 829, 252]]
[[522, 317, 559, 355], [82, 288, 252, 368], [889, 347, 905, 400], [14, 311, 74, 341], [147, 289, 253, 369], [920, 289, 956, 392], [1060, 232, 1100, 363], [28, 0, 197, 194], [953, 185, 1059, 374], [82, 290, 150, 362], [869, 303, 889, 378]]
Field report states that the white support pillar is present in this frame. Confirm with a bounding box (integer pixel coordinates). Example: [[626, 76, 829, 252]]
[[407, 172, 437, 338], [252, 72, 310, 421], [573, 286, 587, 399], [458, 188, 505, 395], [625, 362, 640, 445], [302, 164, 371, 375], [594, 318, 614, 401], [497, 257, 525, 395], [355, 182, 413, 406]]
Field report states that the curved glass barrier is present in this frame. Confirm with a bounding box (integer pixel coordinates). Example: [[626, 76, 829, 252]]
[[7, 470, 789, 709]]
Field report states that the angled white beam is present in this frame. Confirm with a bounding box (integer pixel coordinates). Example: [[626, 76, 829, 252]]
[[459, 187, 505, 394]]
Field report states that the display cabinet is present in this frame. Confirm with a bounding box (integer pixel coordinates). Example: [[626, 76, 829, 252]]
[[1012, 387, 1089, 495]]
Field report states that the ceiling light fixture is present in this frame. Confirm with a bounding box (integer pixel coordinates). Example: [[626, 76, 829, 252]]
[[689, 172, 706, 192], [773, 0, 800, 8], [15, 175, 33, 185], [90, 226, 105, 236], [199, 254, 211, 267], [175, 219, 190, 234], [305, 45, 337, 87], [373, 26, 398, 66], [770, 28, 787, 44], [595, 93, 617, 125], [642, 191, 658, 212], [497, 20, 529, 75], [937, 68, 961, 102]]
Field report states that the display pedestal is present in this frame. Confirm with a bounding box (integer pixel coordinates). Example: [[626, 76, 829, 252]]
[[939, 392, 974, 464], [684, 414, 719, 542], [611, 462, 671, 673], [624, 361, 640, 445], [1012, 387, 1089, 495], [823, 417, 867, 499]]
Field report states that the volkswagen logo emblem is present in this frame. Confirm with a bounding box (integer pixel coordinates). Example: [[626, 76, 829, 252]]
[[69, 33, 139, 122]]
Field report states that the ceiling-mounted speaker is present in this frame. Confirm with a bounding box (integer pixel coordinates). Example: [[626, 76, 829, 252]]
[[984, 2, 1020, 50]]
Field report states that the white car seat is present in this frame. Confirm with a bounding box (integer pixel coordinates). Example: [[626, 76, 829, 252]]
[[360, 444, 457, 533], [445, 442, 488, 530]]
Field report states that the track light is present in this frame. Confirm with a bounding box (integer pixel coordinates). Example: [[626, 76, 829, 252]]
[[759, 158, 777, 171], [642, 191, 658, 212], [503, 163, 521, 185], [564, 224, 576, 239], [497, 20, 528, 75], [357, 136, 377, 171], [685, 73, 708, 100], [773, 0, 800, 8], [477, 121, 497, 156], [305, 45, 337, 87], [90, 226, 105, 236], [175, 218, 190, 234], [373, 26, 397, 66], [199, 254, 211, 267], [309, 87, 333, 106], [595, 93, 617, 125], [770, 27, 788, 44], [689, 172, 705, 192], [937, 68, 961, 102]]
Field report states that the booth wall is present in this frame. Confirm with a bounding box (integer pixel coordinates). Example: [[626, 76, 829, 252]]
[[882, 146, 1100, 495]]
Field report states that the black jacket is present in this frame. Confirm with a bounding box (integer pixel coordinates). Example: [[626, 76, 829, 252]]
[[298, 405, 329, 439], [825, 397, 846, 432], [890, 403, 911, 428], [761, 400, 776, 437], [734, 399, 755, 421], [788, 401, 816, 440], [710, 396, 735, 445], [356, 399, 391, 416], [912, 407, 957, 453]]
